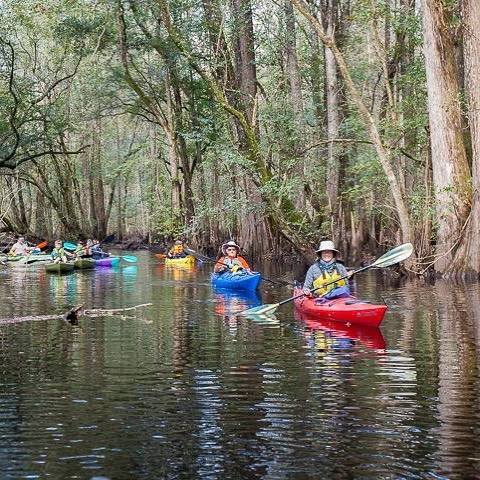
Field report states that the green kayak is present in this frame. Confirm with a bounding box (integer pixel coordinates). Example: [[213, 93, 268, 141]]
[[74, 258, 95, 269], [45, 262, 74, 273], [18, 255, 50, 264], [7, 255, 23, 262]]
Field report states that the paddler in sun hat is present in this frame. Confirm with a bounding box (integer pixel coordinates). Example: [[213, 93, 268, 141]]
[[303, 240, 353, 299], [214, 240, 251, 274]]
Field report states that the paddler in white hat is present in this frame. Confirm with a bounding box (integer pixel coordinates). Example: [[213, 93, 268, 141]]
[[303, 240, 353, 299]]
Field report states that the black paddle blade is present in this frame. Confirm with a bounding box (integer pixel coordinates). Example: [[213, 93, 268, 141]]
[[102, 233, 115, 244], [185, 247, 211, 262]]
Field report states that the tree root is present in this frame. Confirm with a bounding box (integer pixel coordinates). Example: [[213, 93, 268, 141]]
[[0, 303, 153, 326]]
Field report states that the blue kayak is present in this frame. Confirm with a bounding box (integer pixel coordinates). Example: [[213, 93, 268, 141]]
[[211, 272, 261, 291]]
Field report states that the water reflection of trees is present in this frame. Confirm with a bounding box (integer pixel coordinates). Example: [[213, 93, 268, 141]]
[[435, 282, 479, 478], [4, 263, 480, 477]]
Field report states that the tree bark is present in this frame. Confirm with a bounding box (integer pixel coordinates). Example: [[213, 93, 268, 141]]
[[284, 0, 306, 209], [231, 0, 257, 123], [323, 0, 341, 243], [423, 0, 471, 274], [164, 75, 182, 215], [448, 0, 480, 275], [284, 1, 305, 128], [230, 0, 274, 254]]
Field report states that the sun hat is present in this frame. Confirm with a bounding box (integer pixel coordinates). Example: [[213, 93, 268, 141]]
[[315, 240, 339, 254], [221, 240, 241, 255]]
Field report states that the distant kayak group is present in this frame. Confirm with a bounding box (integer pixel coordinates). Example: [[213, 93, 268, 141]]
[[1, 236, 135, 272]]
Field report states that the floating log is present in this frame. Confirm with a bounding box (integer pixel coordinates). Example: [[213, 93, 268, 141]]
[[0, 303, 153, 326]]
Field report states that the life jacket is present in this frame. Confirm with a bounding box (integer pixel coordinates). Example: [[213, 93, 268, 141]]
[[169, 245, 185, 257], [312, 263, 347, 296], [51, 247, 66, 260], [91, 244, 108, 259], [75, 245, 87, 256], [219, 256, 250, 271]]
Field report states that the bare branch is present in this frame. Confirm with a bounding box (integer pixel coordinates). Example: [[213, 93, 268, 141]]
[[0, 146, 91, 170], [32, 57, 82, 105]]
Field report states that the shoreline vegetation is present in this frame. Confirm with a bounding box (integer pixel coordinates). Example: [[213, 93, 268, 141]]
[[1, 0, 479, 277]]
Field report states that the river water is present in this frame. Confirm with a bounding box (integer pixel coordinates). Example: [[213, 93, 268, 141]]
[[0, 252, 479, 479]]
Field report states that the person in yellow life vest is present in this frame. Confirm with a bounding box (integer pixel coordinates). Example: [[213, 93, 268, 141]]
[[214, 241, 251, 274], [51, 240, 74, 264], [303, 240, 353, 299], [167, 240, 187, 259]]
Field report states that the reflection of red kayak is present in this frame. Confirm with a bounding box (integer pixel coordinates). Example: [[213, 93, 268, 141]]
[[293, 288, 387, 327], [295, 310, 386, 350]]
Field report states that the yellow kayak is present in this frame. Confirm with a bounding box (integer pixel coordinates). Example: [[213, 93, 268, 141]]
[[165, 255, 195, 267]]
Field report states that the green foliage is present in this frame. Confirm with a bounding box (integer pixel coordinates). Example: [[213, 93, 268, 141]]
[[150, 206, 184, 237], [0, 0, 445, 255]]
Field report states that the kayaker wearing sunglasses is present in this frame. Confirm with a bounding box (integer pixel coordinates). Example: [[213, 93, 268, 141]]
[[303, 240, 353, 299], [214, 241, 251, 274]]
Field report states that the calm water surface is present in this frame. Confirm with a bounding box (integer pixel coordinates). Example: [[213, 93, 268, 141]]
[[0, 253, 479, 479]]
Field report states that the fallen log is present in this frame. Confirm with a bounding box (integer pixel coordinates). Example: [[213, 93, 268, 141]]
[[0, 303, 153, 326], [83, 303, 153, 316]]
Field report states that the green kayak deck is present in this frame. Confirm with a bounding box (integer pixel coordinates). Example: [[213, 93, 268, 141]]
[[45, 262, 74, 273], [74, 258, 96, 269]]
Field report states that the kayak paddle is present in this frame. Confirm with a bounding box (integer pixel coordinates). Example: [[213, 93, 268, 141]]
[[64, 242, 77, 251], [64, 241, 137, 262], [240, 242, 413, 316], [64, 235, 115, 252], [117, 255, 137, 263], [34, 240, 48, 250], [23, 240, 49, 264], [185, 247, 289, 286]]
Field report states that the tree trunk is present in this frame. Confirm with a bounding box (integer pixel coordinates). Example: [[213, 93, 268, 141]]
[[448, 0, 480, 275], [284, 0, 306, 208], [231, 0, 257, 122], [323, 0, 341, 243], [33, 189, 51, 238], [230, 0, 274, 254], [164, 76, 182, 216], [423, 0, 471, 274]]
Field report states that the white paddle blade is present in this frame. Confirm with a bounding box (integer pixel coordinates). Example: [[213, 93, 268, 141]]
[[240, 303, 279, 316], [373, 243, 413, 268]]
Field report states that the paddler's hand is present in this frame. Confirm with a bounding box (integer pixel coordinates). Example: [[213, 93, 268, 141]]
[[303, 288, 312, 297], [347, 270, 354, 278]]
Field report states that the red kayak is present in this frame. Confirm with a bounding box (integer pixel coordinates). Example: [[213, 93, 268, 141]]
[[293, 288, 387, 328]]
